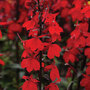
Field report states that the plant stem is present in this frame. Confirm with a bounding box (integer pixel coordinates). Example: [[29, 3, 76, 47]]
[[16, 0, 20, 20], [39, 51, 42, 90], [38, 0, 43, 90]]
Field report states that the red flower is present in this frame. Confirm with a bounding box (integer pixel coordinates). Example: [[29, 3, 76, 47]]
[[81, 6, 90, 18], [8, 23, 22, 33], [0, 33, 5, 66], [28, 29, 38, 37], [25, 38, 44, 52], [48, 22, 63, 42], [50, 66, 61, 82], [63, 48, 79, 63], [86, 35, 90, 46], [85, 48, 90, 59], [47, 44, 61, 59], [19, 0, 25, 5], [86, 62, 90, 75], [74, 36, 86, 48], [44, 13, 58, 24], [44, 64, 61, 82], [66, 68, 72, 78], [63, 52, 76, 63], [0, 59, 5, 66], [7, 23, 22, 40], [80, 62, 90, 89], [52, 0, 61, 11], [21, 50, 30, 58], [86, 66, 90, 75], [73, 0, 84, 8], [66, 37, 75, 48], [45, 83, 59, 90], [61, 8, 70, 18], [78, 22, 89, 32], [21, 58, 40, 72], [23, 20, 35, 30], [7, 32, 16, 40], [70, 29, 81, 40], [0, 21, 14, 26], [17, 11, 27, 23], [80, 75, 90, 90], [22, 75, 39, 90], [25, 0, 36, 9], [49, 22, 63, 36], [0, 30, 2, 39], [51, 34, 61, 42], [60, 0, 68, 8], [69, 7, 83, 21]]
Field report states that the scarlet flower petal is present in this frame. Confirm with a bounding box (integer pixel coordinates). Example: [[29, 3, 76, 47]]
[[22, 80, 38, 90], [21, 58, 40, 72], [0, 30, 2, 39], [80, 75, 90, 90], [0, 59, 5, 66], [49, 22, 63, 35], [47, 44, 61, 59], [25, 38, 44, 52], [50, 66, 61, 82], [22, 75, 38, 90], [23, 20, 35, 30], [45, 83, 59, 90]]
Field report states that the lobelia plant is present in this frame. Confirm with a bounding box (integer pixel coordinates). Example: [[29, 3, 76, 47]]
[[21, 0, 62, 90]]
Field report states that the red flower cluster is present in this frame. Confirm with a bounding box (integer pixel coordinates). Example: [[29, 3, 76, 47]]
[[60, 0, 90, 89], [22, 75, 39, 90], [20, 0, 63, 89]]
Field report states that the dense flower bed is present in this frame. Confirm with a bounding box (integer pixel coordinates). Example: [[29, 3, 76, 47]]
[[0, 0, 90, 90]]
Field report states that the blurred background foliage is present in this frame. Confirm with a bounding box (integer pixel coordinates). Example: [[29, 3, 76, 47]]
[[0, 33, 24, 90]]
